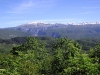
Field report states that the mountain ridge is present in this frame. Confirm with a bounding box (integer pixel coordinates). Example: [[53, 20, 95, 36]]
[[1, 22, 100, 39]]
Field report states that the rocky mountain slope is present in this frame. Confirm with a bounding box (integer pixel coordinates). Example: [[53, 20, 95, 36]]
[[1, 22, 100, 39]]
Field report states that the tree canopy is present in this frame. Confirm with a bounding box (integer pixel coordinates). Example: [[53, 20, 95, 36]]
[[0, 37, 100, 75]]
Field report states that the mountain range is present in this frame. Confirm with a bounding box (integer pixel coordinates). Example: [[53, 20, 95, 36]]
[[1, 22, 100, 39]]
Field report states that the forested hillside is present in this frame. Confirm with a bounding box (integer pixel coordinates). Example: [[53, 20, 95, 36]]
[[0, 29, 30, 39], [0, 37, 100, 53], [0, 37, 100, 74]]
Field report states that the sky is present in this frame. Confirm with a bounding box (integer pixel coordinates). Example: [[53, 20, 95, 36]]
[[0, 0, 100, 28]]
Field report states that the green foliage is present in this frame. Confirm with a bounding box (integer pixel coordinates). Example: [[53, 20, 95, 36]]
[[0, 43, 14, 53], [11, 37, 46, 52], [63, 54, 100, 75], [50, 38, 82, 74], [89, 45, 100, 63], [52, 38, 81, 59], [0, 37, 100, 75], [0, 52, 40, 75]]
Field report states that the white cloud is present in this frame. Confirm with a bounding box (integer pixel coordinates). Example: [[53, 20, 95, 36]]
[[6, 0, 55, 14], [2, 16, 24, 19], [82, 7, 100, 9], [72, 11, 93, 15], [3, 20, 29, 25], [81, 12, 91, 14], [21, 0, 34, 8], [7, 0, 34, 13], [33, 18, 82, 23]]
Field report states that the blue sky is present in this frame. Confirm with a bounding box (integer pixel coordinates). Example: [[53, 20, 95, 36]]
[[0, 0, 100, 28]]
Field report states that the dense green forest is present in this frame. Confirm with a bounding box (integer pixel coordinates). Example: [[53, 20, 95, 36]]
[[0, 37, 100, 74]]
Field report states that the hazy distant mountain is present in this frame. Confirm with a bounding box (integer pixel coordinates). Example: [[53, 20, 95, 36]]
[[12, 22, 67, 36], [1, 22, 100, 39], [0, 28, 30, 39]]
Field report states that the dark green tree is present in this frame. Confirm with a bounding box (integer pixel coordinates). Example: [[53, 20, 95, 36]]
[[50, 38, 82, 74], [89, 45, 100, 63]]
